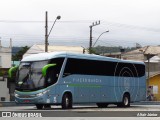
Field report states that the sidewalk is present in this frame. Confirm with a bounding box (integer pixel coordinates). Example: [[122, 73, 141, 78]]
[[0, 101, 33, 107], [132, 101, 160, 105]]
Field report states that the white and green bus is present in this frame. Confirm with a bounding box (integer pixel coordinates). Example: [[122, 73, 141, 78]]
[[11, 52, 146, 109]]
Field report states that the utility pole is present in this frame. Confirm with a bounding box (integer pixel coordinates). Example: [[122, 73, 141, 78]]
[[89, 21, 100, 54], [89, 26, 92, 53], [44, 11, 61, 52], [10, 38, 12, 48], [45, 11, 48, 52], [147, 53, 150, 88]]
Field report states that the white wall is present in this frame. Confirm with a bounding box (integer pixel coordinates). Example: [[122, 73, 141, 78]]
[[0, 46, 11, 101], [0, 47, 11, 68], [1, 53, 11, 68], [0, 78, 10, 101]]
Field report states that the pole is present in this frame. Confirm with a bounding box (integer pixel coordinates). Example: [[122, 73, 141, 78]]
[[92, 30, 109, 47], [45, 11, 48, 52], [89, 21, 100, 54], [147, 54, 150, 88], [10, 38, 12, 48], [89, 26, 92, 54]]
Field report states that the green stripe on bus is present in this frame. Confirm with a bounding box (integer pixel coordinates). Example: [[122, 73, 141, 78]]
[[68, 84, 101, 88], [42, 64, 56, 76]]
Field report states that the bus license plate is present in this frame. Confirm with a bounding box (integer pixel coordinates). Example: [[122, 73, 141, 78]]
[[24, 100, 30, 103]]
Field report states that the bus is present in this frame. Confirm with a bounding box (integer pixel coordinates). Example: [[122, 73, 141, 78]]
[[12, 52, 146, 109]]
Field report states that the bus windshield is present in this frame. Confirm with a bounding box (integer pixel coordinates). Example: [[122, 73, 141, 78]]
[[16, 60, 48, 91]]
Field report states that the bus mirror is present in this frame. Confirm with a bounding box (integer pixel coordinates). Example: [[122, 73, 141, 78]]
[[42, 64, 56, 77], [8, 66, 18, 78]]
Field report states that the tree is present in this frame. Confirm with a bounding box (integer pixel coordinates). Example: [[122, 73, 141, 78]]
[[92, 46, 137, 54], [12, 46, 30, 61], [88, 48, 99, 54]]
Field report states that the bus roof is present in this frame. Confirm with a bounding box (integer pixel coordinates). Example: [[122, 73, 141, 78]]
[[21, 51, 144, 65]]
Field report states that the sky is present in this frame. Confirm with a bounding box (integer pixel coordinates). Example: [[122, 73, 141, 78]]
[[0, 0, 160, 48]]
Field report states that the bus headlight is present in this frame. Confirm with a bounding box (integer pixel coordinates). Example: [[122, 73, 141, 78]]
[[36, 92, 43, 97], [36, 91, 48, 97], [15, 93, 19, 97]]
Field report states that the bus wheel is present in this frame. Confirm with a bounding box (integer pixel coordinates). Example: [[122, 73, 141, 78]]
[[44, 104, 51, 109], [96, 103, 108, 108], [62, 93, 72, 109], [36, 104, 44, 109], [118, 94, 130, 107]]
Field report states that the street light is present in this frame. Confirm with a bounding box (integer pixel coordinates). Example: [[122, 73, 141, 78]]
[[45, 11, 61, 52], [48, 15, 61, 37], [92, 30, 109, 47]]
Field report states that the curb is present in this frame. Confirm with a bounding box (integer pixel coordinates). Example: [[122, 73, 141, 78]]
[[132, 101, 160, 105], [0, 101, 160, 107], [0, 102, 33, 107]]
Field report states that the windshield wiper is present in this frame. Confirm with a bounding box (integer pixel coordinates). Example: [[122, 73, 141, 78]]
[[19, 74, 29, 89], [37, 75, 44, 87]]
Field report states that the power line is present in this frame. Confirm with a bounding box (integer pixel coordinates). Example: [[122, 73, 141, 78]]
[[0, 19, 160, 32], [103, 21, 160, 32], [0, 20, 92, 23]]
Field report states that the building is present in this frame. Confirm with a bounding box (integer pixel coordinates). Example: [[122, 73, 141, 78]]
[[121, 46, 160, 62], [121, 46, 160, 101], [23, 44, 87, 58], [0, 78, 10, 101], [0, 40, 12, 101], [148, 73, 160, 101], [121, 46, 160, 78], [0, 45, 11, 68]]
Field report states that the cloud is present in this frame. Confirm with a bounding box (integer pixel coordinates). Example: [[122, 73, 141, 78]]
[[0, 0, 160, 47]]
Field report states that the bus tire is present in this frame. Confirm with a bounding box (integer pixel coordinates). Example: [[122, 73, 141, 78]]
[[117, 94, 130, 107], [62, 93, 72, 109], [36, 104, 44, 109], [44, 104, 51, 109], [96, 103, 108, 108]]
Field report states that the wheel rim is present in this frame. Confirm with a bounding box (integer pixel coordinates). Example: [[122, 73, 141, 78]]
[[124, 97, 129, 106], [65, 97, 69, 107]]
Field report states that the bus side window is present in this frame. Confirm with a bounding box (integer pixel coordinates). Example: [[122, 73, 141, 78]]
[[46, 68, 57, 86], [49, 57, 65, 78]]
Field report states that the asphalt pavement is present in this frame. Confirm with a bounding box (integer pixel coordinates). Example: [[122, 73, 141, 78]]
[[1, 101, 160, 107]]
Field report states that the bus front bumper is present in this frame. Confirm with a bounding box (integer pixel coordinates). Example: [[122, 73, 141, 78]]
[[14, 91, 49, 104], [15, 96, 47, 104]]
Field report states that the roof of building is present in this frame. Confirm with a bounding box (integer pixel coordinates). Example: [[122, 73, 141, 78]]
[[124, 46, 160, 55], [23, 44, 86, 58]]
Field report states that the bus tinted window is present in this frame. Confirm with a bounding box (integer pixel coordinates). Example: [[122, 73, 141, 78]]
[[49, 58, 65, 74], [45, 58, 64, 86], [63, 58, 145, 77]]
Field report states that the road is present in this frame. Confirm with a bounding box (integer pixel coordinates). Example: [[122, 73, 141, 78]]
[[1, 104, 160, 111], [0, 104, 160, 120]]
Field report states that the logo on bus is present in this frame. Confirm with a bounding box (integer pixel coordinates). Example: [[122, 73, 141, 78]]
[[73, 78, 102, 83], [124, 78, 130, 90]]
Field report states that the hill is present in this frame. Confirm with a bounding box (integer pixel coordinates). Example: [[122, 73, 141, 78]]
[[93, 46, 137, 54]]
